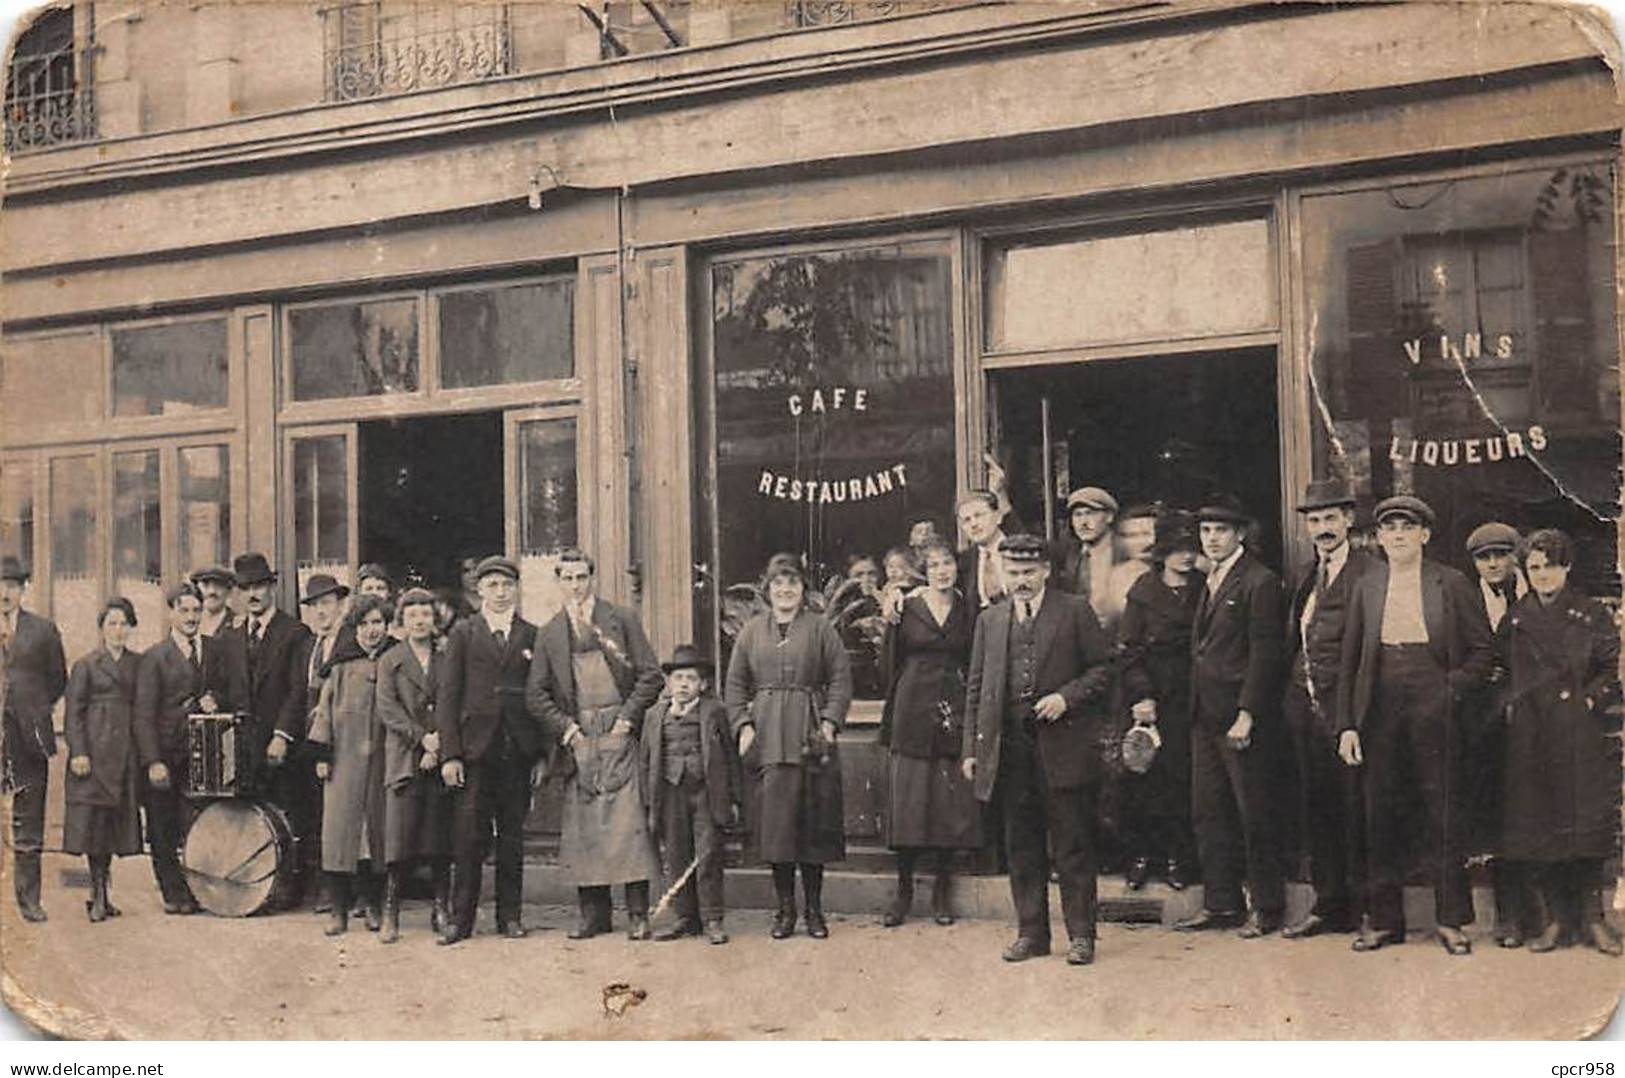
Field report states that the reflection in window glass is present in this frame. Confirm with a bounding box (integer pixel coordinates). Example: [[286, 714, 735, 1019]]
[[293, 436, 349, 572], [113, 450, 165, 649], [111, 319, 229, 417], [439, 281, 574, 388], [0, 463, 33, 567], [517, 417, 578, 627], [710, 243, 955, 699], [1302, 162, 1620, 595], [179, 445, 231, 574], [289, 299, 419, 401], [1, 332, 102, 431], [50, 455, 99, 661]]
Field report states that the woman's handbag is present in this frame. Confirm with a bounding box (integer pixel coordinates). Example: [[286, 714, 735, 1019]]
[[1122, 721, 1162, 775]]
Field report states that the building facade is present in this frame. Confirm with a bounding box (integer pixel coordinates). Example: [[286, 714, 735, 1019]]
[[3, 0, 1620, 846]]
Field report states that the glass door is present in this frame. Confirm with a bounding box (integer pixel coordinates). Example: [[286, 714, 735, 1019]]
[[504, 406, 584, 629], [283, 424, 357, 619]]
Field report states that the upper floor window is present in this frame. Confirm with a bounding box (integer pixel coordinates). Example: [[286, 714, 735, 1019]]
[[4, 3, 94, 153], [323, 1, 513, 102]]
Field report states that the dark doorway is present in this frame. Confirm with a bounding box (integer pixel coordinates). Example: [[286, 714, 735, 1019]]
[[994, 347, 1283, 570], [358, 412, 503, 592]]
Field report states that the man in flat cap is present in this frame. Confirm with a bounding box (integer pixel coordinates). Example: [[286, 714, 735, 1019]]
[[1, 555, 66, 921], [1280, 478, 1375, 939], [962, 534, 1114, 966], [1051, 487, 1124, 632], [1337, 495, 1493, 955], [1462, 521, 1531, 946], [437, 554, 544, 944], [190, 566, 239, 638], [1173, 494, 1286, 938]]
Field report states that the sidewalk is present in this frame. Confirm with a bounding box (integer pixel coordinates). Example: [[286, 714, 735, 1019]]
[[2, 852, 1620, 1040]]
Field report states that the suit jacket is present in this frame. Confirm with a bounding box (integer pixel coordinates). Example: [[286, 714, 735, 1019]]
[[639, 696, 741, 831], [1190, 550, 1283, 725], [962, 588, 1113, 800], [1336, 558, 1494, 733], [1284, 546, 1375, 702], [135, 634, 232, 769], [437, 611, 542, 764], [526, 600, 663, 744], [1, 609, 67, 765], [220, 608, 311, 745]]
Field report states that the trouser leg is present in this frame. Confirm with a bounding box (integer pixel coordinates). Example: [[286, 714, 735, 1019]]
[[579, 885, 613, 930], [1220, 723, 1284, 915], [1047, 779, 1100, 942], [492, 754, 529, 928], [144, 779, 193, 906], [689, 787, 725, 923], [1191, 722, 1245, 913], [11, 771, 47, 912], [1403, 664, 1472, 929], [449, 760, 491, 935], [659, 782, 701, 925], [625, 879, 650, 918], [1289, 684, 1355, 919], [1000, 737, 1052, 943]]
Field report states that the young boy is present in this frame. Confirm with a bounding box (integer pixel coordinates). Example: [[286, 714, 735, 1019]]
[[641, 644, 741, 944]]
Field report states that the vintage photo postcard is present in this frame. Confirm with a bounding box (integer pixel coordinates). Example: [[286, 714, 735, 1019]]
[[1, 0, 1622, 1043]]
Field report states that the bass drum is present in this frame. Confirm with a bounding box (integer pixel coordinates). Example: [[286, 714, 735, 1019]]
[[182, 799, 298, 917]]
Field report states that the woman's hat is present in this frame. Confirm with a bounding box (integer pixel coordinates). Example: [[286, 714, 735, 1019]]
[[232, 552, 278, 587], [357, 562, 394, 589], [299, 573, 350, 605], [1152, 510, 1201, 558], [661, 643, 715, 676]]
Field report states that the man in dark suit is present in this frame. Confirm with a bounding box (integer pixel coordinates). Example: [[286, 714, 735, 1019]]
[[436, 554, 544, 945], [1280, 478, 1375, 939], [0, 556, 67, 922], [526, 548, 664, 941], [1338, 495, 1493, 956], [134, 583, 232, 914], [191, 565, 238, 638], [218, 552, 313, 898], [1173, 495, 1286, 938], [961, 534, 1114, 966]]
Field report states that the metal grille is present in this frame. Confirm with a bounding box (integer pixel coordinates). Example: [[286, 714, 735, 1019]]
[[4, 9, 95, 153], [323, 2, 512, 102], [786, 0, 937, 27]]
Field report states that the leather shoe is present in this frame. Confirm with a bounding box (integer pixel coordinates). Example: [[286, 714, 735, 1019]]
[[436, 925, 471, 947], [1001, 936, 1051, 962], [1172, 908, 1245, 932], [498, 922, 529, 940], [1528, 922, 1563, 953], [566, 920, 604, 940], [162, 899, 199, 916], [1436, 926, 1471, 955], [655, 919, 702, 942], [1125, 857, 1150, 891], [1165, 861, 1189, 891], [1237, 911, 1282, 939], [770, 911, 797, 939], [1497, 931, 1524, 949], [1351, 926, 1405, 952], [705, 920, 730, 945], [1586, 922, 1622, 957], [1282, 913, 1351, 939], [1066, 938, 1096, 966], [805, 910, 829, 939], [627, 915, 652, 941]]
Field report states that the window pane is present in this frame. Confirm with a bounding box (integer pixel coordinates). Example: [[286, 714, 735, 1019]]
[[439, 281, 574, 388], [289, 299, 419, 401], [1301, 162, 1620, 596], [110, 319, 229, 417], [0, 463, 34, 566], [179, 445, 231, 574], [293, 435, 349, 572], [517, 416, 578, 627], [112, 449, 165, 650], [711, 243, 956, 700], [985, 218, 1275, 352], [1, 331, 102, 431], [50, 455, 99, 661]]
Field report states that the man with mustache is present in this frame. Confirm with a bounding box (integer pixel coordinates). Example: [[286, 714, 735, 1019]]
[[1280, 478, 1375, 939]]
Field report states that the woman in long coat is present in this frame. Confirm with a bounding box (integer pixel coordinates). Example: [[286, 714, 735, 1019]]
[[62, 597, 144, 923], [310, 594, 391, 936], [878, 539, 979, 927], [1500, 529, 1622, 955], [374, 587, 452, 944], [726, 552, 853, 939], [1116, 511, 1203, 890]]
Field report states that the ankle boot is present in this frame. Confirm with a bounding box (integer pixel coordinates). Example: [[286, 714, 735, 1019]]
[[85, 857, 109, 923], [931, 862, 955, 926], [363, 873, 383, 932], [803, 863, 828, 939], [770, 864, 797, 939], [14, 851, 46, 922], [431, 860, 451, 936], [883, 852, 914, 927], [325, 873, 351, 936], [380, 867, 402, 944]]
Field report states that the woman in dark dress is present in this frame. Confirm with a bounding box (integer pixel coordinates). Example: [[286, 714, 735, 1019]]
[[1500, 529, 1622, 956], [62, 597, 144, 923], [878, 539, 981, 926], [1117, 511, 1203, 890], [726, 553, 853, 940]]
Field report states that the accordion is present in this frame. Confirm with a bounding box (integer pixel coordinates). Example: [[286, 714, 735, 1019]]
[[186, 712, 256, 799]]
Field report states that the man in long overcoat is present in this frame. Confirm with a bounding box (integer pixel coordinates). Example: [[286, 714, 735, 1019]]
[[1, 555, 67, 922]]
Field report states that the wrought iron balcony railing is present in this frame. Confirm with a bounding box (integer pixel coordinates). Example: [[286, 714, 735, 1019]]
[[785, 0, 958, 28], [323, 2, 513, 102], [4, 41, 95, 153]]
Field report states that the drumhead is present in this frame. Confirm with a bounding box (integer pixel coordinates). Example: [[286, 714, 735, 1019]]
[[182, 799, 294, 917]]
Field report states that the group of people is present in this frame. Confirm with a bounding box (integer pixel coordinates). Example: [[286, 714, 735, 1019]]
[[1, 472, 1618, 970]]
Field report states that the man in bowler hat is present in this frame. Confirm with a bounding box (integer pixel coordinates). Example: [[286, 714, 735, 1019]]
[[1172, 494, 1286, 938], [962, 534, 1114, 965], [1, 555, 67, 921], [1337, 495, 1493, 956]]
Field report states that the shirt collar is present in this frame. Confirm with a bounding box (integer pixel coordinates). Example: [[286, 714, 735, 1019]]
[[482, 606, 515, 634], [1212, 545, 1245, 580], [571, 595, 597, 623], [1016, 587, 1046, 615], [172, 629, 199, 654], [670, 697, 699, 718]]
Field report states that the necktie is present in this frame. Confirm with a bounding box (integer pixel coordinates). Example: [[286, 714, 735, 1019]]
[[1076, 544, 1092, 598], [1018, 600, 1031, 624], [1316, 557, 1331, 597], [189, 636, 201, 672], [494, 627, 507, 648]]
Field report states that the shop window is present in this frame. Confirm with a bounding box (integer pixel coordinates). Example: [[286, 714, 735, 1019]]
[[438, 280, 575, 389], [0, 331, 102, 432], [112, 450, 165, 648], [0, 463, 34, 566], [288, 298, 419, 402], [178, 445, 231, 576], [709, 242, 955, 699], [516, 416, 578, 627], [50, 455, 99, 661], [1301, 162, 1620, 595], [983, 218, 1274, 353], [110, 319, 230, 417], [292, 435, 350, 580]]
